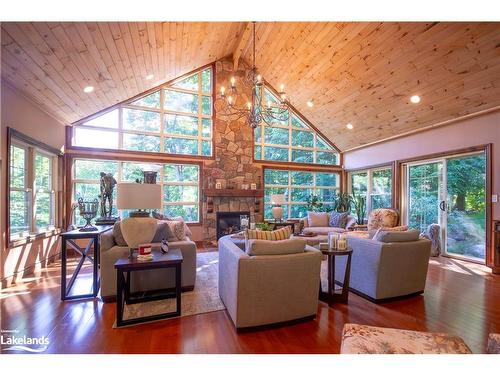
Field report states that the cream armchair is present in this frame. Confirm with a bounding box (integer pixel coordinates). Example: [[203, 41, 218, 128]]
[[218, 236, 322, 329]]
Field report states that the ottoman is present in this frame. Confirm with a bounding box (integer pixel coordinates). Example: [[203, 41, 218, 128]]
[[340, 323, 472, 354]]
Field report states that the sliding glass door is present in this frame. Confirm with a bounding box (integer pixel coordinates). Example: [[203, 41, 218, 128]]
[[405, 152, 486, 262]]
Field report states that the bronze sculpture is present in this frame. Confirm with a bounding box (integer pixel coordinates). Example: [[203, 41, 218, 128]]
[[99, 172, 117, 219]]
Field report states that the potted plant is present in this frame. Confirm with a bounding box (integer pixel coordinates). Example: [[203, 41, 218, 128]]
[[333, 192, 352, 213], [352, 193, 367, 225]]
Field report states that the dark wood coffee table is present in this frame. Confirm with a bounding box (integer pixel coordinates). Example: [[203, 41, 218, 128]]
[[114, 249, 183, 327], [319, 248, 353, 304]]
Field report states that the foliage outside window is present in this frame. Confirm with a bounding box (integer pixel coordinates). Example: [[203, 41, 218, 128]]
[[349, 167, 392, 221], [72, 159, 200, 224], [72, 67, 213, 157], [254, 88, 339, 165], [263, 168, 340, 220], [9, 142, 56, 241]]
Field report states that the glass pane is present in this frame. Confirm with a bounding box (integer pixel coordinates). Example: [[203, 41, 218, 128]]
[[291, 188, 313, 202], [74, 159, 118, 181], [371, 169, 392, 209], [164, 90, 198, 114], [408, 162, 442, 234], [35, 154, 51, 190], [202, 118, 212, 137], [9, 190, 29, 235], [10, 145, 26, 188], [316, 151, 338, 165], [165, 114, 198, 136], [292, 149, 313, 163], [254, 145, 262, 160], [202, 96, 212, 116], [35, 192, 51, 228], [316, 172, 337, 187], [123, 108, 161, 133], [371, 194, 392, 210], [164, 185, 198, 203], [254, 127, 262, 143], [74, 182, 100, 201], [164, 164, 199, 182], [130, 91, 161, 109], [291, 114, 308, 129], [265, 127, 289, 145], [291, 130, 313, 147], [317, 188, 336, 202], [446, 154, 486, 260], [201, 68, 211, 93], [82, 109, 119, 129], [73, 128, 119, 149], [202, 141, 212, 156], [264, 146, 289, 161], [122, 162, 161, 183], [163, 204, 199, 222], [351, 172, 368, 197], [123, 133, 160, 152], [264, 187, 288, 203], [264, 169, 289, 185], [290, 204, 308, 219], [316, 136, 333, 150], [171, 73, 198, 91], [164, 137, 198, 155], [291, 171, 313, 186]]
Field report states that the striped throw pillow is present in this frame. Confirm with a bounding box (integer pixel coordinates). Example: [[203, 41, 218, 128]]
[[245, 226, 292, 241]]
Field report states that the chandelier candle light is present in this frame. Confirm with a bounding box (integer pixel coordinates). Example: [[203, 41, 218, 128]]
[[215, 21, 292, 129]]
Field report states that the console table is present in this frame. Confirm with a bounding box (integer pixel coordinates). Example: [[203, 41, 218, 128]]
[[60, 225, 112, 301]]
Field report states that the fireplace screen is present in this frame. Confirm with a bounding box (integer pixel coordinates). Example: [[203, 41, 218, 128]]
[[216, 211, 250, 240]]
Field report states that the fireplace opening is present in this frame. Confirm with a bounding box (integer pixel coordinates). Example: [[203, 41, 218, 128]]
[[216, 211, 250, 240]]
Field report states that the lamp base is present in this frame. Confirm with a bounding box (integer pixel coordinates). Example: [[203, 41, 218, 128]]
[[129, 210, 151, 218], [272, 206, 284, 222]]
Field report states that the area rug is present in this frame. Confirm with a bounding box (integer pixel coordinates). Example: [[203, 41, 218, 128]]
[[114, 251, 225, 327]]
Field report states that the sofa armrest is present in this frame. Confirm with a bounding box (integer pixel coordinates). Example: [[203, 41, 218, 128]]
[[100, 230, 115, 253]]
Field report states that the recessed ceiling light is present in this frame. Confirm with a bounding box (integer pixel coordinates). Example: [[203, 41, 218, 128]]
[[346, 123, 354, 130], [410, 95, 421, 104], [83, 86, 94, 93], [306, 100, 314, 108], [146, 74, 154, 80]]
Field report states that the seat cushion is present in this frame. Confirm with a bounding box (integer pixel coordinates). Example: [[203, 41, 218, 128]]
[[246, 238, 306, 256], [303, 226, 346, 235], [341, 324, 472, 354]]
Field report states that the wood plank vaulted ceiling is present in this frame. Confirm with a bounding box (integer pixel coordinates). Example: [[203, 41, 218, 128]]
[[1, 22, 499, 151]]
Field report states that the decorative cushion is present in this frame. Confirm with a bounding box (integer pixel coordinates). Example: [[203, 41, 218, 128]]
[[112, 221, 128, 247], [373, 229, 420, 243], [307, 212, 329, 227], [120, 217, 158, 249], [340, 323, 472, 354], [152, 212, 192, 238], [151, 222, 171, 243], [367, 208, 399, 231], [245, 226, 292, 241], [420, 223, 441, 257], [487, 333, 500, 354], [164, 220, 187, 241], [329, 212, 349, 228], [246, 238, 306, 256]]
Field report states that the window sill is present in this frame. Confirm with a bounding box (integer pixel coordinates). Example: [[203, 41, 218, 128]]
[[9, 228, 62, 249]]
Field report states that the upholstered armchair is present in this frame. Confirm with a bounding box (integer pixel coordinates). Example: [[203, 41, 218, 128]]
[[353, 208, 399, 231]]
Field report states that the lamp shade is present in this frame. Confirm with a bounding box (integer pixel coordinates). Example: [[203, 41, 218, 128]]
[[270, 194, 286, 205], [116, 183, 162, 210]]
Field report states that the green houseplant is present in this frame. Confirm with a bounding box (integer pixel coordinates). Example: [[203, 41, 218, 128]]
[[333, 192, 352, 213], [352, 193, 367, 225]]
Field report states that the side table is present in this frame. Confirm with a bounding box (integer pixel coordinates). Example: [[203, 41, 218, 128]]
[[60, 225, 112, 301], [319, 248, 353, 304], [114, 249, 183, 327]]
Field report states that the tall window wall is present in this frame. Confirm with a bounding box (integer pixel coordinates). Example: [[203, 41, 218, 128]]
[[9, 141, 57, 241], [349, 166, 393, 220], [264, 168, 340, 220], [72, 66, 213, 157], [72, 159, 200, 224], [254, 88, 339, 165]]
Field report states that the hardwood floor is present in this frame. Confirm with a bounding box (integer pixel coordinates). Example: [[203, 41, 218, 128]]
[[1, 251, 499, 354]]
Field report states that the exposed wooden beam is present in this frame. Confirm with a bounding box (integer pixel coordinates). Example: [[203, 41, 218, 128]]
[[232, 22, 252, 71]]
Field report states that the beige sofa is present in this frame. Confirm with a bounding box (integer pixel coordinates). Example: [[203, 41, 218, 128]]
[[299, 213, 357, 236], [100, 230, 197, 302], [218, 235, 322, 329]]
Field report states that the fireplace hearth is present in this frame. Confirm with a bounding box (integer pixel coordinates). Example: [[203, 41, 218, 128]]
[[216, 211, 250, 240]]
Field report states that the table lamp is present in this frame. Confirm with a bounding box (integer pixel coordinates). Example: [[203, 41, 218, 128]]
[[116, 183, 162, 256], [270, 194, 285, 222]]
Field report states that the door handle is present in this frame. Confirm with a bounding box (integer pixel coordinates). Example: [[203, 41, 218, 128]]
[[439, 201, 446, 211]]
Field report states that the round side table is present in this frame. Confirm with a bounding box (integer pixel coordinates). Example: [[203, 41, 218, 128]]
[[319, 248, 353, 304]]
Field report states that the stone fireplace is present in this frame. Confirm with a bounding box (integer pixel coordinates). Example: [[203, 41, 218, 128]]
[[216, 211, 250, 240]]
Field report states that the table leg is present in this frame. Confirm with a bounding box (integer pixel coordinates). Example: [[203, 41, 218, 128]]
[[61, 238, 67, 300], [175, 263, 182, 316], [327, 254, 333, 295], [341, 252, 352, 303], [116, 270, 124, 327], [93, 235, 99, 297]]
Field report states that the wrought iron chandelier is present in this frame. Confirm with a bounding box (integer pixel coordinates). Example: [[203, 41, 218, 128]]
[[215, 21, 291, 129]]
